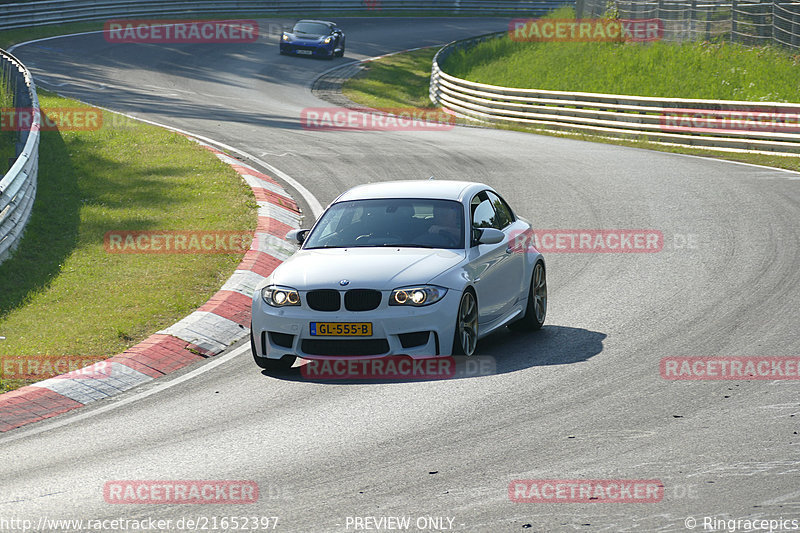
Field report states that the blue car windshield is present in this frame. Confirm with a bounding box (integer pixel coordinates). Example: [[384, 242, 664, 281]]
[[304, 199, 465, 250], [292, 22, 330, 36]]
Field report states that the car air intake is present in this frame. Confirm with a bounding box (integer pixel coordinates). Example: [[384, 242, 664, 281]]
[[344, 289, 381, 311], [306, 289, 340, 311], [301, 339, 390, 356], [269, 332, 294, 349], [398, 331, 430, 349]]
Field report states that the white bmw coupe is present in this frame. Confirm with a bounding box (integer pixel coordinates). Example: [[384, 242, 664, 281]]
[[250, 180, 546, 371]]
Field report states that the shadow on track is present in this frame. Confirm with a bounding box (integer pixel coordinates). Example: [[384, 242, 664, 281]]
[[0, 129, 80, 321], [259, 325, 606, 384]]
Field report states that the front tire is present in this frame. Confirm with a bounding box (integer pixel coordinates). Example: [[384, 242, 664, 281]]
[[251, 327, 296, 372], [509, 261, 547, 331], [452, 290, 478, 356]]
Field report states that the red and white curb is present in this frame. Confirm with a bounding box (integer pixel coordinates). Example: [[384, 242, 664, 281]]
[[0, 139, 300, 432]]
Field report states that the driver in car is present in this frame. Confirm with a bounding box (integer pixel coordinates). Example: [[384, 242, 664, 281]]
[[427, 204, 461, 244]]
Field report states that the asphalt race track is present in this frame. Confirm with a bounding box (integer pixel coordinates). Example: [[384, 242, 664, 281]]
[[2, 17, 799, 532]]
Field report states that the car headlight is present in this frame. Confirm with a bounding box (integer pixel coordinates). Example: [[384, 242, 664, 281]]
[[282, 34, 289, 41], [323, 36, 333, 44], [389, 286, 447, 307], [262, 285, 300, 307]]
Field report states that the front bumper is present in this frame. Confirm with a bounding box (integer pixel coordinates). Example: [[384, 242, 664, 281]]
[[251, 288, 462, 360], [280, 42, 334, 57]]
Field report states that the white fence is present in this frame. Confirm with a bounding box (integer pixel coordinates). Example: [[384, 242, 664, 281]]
[[0, 49, 39, 266], [430, 32, 800, 154]]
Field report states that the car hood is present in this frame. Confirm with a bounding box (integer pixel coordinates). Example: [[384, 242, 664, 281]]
[[286, 33, 327, 44], [269, 247, 465, 290]]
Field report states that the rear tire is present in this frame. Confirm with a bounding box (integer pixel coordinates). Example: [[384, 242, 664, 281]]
[[508, 261, 547, 331], [251, 327, 296, 372]]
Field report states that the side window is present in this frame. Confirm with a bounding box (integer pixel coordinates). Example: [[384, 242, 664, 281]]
[[486, 191, 514, 229], [471, 193, 496, 229]]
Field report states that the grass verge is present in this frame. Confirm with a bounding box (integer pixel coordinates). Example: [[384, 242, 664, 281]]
[[342, 48, 439, 110], [342, 44, 800, 172], [443, 7, 800, 102], [0, 68, 14, 172], [444, 38, 800, 102], [0, 90, 257, 393]]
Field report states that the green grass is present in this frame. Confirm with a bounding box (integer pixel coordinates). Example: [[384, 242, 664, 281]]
[[343, 48, 440, 109], [0, 67, 14, 173], [442, 28, 800, 102], [0, 90, 257, 392], [341, 43, 800, 173], [1, 22, 107, 51]]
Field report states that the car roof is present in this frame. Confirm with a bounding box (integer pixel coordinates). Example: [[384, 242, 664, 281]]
[[295, 20, 336, 26], [334, 180, 492, 203]]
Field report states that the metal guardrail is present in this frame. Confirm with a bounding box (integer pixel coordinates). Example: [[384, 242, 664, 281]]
[[0, 0, 574, 30], [430, 32, 800, 154], [0, 50, 39, 266]]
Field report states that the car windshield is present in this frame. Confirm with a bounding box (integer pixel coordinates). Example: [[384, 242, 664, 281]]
[[292, 22, 330, 36], [303, 198, 465, 250]]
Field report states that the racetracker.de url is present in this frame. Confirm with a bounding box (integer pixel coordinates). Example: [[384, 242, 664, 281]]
[[0, 516, 279, 531]]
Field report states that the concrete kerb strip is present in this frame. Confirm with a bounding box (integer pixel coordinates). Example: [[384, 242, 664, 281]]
[[0, 138, 300, 432]]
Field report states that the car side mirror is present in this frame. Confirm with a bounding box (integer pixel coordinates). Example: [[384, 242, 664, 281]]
[[477, 228, 504, 245], [286, 229, 309, 244]]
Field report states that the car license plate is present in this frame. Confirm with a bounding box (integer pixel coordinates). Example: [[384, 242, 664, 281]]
[[310, 322, 372, 336], [296, 49, 313, 55]]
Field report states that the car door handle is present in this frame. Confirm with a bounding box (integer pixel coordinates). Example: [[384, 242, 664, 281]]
[[505, 246, 513, 254]]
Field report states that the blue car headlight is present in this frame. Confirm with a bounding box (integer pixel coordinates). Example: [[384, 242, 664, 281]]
[[323, 36, 333, 44], [282, 34, 289, 41], [262, 285, 300, 307], [389, 286, 447, 307]]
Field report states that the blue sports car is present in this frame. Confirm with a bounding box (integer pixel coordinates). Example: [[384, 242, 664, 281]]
[[280, 20, 345, 59]]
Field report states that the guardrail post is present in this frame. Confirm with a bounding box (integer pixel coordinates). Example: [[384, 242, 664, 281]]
[[576, 0, 585, 18], [792, 4, 800, 48], [14, 71, 27, 153], [772, 0, 778, 47], [731, 0, 738, 43], [429, 62, 440, 106]]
